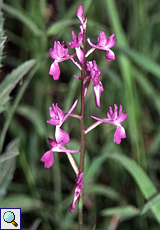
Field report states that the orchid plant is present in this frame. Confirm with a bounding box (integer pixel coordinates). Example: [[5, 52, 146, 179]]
[[41, 5, 128, 229]]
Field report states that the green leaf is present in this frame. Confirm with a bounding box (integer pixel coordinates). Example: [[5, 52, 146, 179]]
[[16, 105, 46, 137], [0, 138, 20, 199], [47, 19, 78, 35], [141, 193, 160, 215], [106, 152, 160, 224], [0, 59, 36, 113], [101, 205, 140, 220], [0, 149, 19, 163], [107, 153, 157, 199], [117, 45, 160, 80], [27, 218, 41, 230], [0, 194, 43, 212], [84, 156, 105, 184], [86, 152, 160, 224], [85, 183, 122, 201], [4, 4, 43, 36], [0, 5, 6, 68]]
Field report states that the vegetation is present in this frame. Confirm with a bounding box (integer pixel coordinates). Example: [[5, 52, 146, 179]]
[[1, 0, 160, 229]]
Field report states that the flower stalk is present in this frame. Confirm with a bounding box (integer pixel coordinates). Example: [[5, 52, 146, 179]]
[[78, 19, 86, 230], [41, 4, 128, 230]]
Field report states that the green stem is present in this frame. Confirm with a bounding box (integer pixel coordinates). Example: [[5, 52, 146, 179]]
[[78, 25, 86, 230]]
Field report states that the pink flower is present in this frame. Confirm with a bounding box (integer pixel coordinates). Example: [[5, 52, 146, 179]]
[[47, 100, 78, 127], [41, 136, 79, 168], [91, 104, 128, 144], [69, 31, 83, 49], [86, 60, 104, 107], [47, 100, 78, 147], [49, 41, 76, 80], [87, 32, 117, 62], [69, 172, 84, 213]]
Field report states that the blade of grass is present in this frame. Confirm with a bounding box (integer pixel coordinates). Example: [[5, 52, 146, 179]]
[[0, 57, 46, 152], [0, 59, 36, 114], [116, 45, 160, 80], [104, 0, 145, 168], [4, 3, 43, 37], [107, 152, 160, 224]]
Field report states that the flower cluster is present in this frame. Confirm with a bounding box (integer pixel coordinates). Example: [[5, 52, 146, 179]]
[[42, 5, 128, 214], [48, 5, 117, 108], [41, 100, 79, 168]]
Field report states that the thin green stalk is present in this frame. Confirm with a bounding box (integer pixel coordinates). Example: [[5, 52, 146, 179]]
[[78, 24, 86, 230], [53, 152, 62, 226]]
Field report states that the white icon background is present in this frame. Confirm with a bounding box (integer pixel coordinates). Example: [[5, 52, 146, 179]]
[[1, 209, 21, 230]]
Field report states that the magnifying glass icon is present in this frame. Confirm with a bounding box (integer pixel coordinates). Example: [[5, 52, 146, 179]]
[[3, 211, 18, 227]]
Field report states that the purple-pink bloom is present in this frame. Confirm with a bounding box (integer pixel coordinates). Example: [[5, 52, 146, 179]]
[[77, 5, 85, 25], [69, 31, 84, 63], [47, 100, 78, 127], [69, 172, 84, 213], [86, 60, 104, 107], [41, 137, 79, 168], [87, 32, 117, 62], [69, 31, 83, 49], [49, 61, 60, 80], [91, 104, 128, 144], [49, 41, 76, 80]]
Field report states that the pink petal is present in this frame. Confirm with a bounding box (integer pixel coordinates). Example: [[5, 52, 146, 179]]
[[55, 127, 70, 145], [41, 150, 54, 168], [47, 103, 64, 126], [87, 38, 101, 50], [62, 100, 78, 123], [91, 116, 115, 126], [114, 125, 126, 144], [76, 47, 84, 63], [105, 50, 115, 62], [69, 172, 84, 213], [93, 82, 104, 107], [49, 61, 60, 80], [105, 34, 117, 49], [107, 106, 114, 119], [77, 5, 84, 22], [57, 41, 68, 57], [98, 31, 107, 46], [49, 47, 58, 59], [48, 137, 57, 148], [69, 185, 81, 213]]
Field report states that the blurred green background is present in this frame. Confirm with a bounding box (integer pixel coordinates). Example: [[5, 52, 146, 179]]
[[1, 0, 160, 229]]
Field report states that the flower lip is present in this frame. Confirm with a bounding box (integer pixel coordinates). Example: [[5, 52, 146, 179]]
[[41, 137, 80, 168]]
